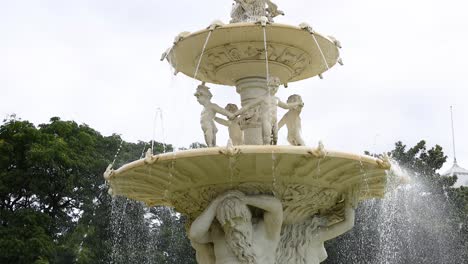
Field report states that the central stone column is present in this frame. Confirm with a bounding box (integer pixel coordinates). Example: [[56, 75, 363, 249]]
[[235, 76, 268, 145]]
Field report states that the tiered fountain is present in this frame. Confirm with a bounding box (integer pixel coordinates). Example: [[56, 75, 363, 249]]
[[104, 1, 393, 263]]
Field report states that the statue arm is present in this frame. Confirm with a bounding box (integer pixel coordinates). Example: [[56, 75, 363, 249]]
[[210, 103, 234, 118], [242, 195, 283, 240], [318, 200, 355, 242], [278, 114, 287, 129], [191, 241, 216, 264], [189, 196, 224, 244], [214, 117, 230, 127], [277, 99, 302, 110], [234, 98, 263, 116]]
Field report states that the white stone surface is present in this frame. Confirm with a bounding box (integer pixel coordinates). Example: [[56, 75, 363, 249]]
[[232, 76, 302, 145], [215, 104, 244, 146], [230, 0, 284, 23], [165, 23, 340, 86], [194, 83, 234, 147], [104, 2, 392, 263], [105, 145, 390, 223], [278, 94, 305, 146], [189, 191, 283, 264], [277, 191, 356, 264]]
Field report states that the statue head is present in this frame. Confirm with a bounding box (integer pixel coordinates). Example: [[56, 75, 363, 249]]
[[287, 94, 303, 110], [267, 76, 281, 95], [194, 83, 212, 105], [216, 192, 256, 263], [225, 103, 239, 113], [287, 94, 302, 104]]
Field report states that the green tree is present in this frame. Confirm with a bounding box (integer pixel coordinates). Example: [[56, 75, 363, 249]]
[[0, 117, 109, 263]]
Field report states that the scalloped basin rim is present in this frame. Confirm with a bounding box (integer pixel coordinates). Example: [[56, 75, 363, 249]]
[[181, 22, 334, 41], [112, 145, 384, 176], [167, 22, 340, 85], [107, 145, 390, 223]]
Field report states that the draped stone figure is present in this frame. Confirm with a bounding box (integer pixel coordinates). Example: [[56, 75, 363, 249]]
[[276, 191, 356, 264], [189, 191, 283, 264]]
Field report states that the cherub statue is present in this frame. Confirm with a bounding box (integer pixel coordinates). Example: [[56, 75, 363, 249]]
[[265, 0, 284, 22], [215, 104, 244, 146], [233, 77, 302, 145], [278, 94, 305, 146], [230, 0, 284, 23], [230, 0, 249, 23], [194, 83, 234, 147]]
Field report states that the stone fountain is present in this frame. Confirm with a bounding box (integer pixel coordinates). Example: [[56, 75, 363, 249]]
[[104, 1, 392, 263]]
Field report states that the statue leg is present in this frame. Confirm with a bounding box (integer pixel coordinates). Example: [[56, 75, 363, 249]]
[[271, 121, 278, 145], [262, 119, 272, 145], [204, 128, 215, 147]]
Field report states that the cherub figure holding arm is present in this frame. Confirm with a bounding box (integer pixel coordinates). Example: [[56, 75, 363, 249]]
[[194, 83, 234, 147], [278, 94, 305, 146], [214, 104, 244, 146], [233, 77, 303, 145]]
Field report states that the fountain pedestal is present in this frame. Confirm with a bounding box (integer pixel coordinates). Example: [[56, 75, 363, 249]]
[[236, 77, 267, 145]]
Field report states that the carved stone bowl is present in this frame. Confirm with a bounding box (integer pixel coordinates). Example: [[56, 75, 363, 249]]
[[105, 145, 390, 224], [166, 23, 340, 86]]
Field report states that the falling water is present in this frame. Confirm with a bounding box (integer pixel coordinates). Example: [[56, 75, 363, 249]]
[[324, 161, 466, 264], [263, 25, 277, 196], [193, 30, 213, 80], [151, 109, 159, 154], [111, 138, 124, 167], [311, 33, 330, 72], [109, 197, 129, 263], [229, 156, 235, 188], [163, 155, 178, 262], [272, 151, 277, 195], [374, 166, 463, 264], [263, 24, 272, 141], [163, 153, 177, 202], [359, 156, 370, 195], [158, 108, 167, 153], [315, 153, 325, 178], [110, 197, 169, 264], [140, 142, 149, 159], [262, 27, 270, 82], [150, 107, 168, 154]]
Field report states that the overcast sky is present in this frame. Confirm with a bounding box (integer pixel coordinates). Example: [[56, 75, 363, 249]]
[[1, 0, 467, 173]]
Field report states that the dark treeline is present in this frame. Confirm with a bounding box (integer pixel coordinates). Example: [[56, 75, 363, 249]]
[[0, 117, 466, 263], [0, 116, 196, 263]]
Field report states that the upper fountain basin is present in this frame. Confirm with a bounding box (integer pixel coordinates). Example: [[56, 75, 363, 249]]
[[166, 23, 340, 86]]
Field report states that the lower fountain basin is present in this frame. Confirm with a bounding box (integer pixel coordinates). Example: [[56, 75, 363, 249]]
[[105, 145, 390, 224]]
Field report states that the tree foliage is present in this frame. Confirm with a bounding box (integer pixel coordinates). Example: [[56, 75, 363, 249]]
[[0, 117, 188, 263], [1, 118, 466, 263]]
